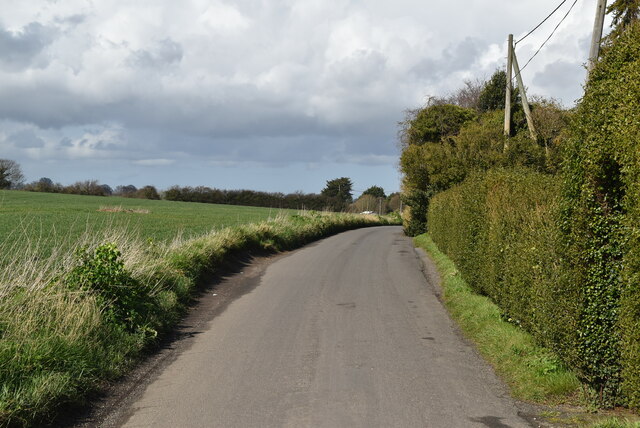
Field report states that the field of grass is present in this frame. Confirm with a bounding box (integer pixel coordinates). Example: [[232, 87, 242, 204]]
[[0, 190, 294, 249]]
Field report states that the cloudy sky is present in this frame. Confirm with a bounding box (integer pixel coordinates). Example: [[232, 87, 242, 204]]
[[0, 0, 610, 196]]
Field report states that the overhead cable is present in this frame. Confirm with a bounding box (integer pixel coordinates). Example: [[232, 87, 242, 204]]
[[517, 0, 579, 75], [515, 0, 570, 45]]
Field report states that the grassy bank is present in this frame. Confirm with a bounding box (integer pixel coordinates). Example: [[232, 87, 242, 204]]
[[414, 233, 580, 403], [0, 210, 396, 427]]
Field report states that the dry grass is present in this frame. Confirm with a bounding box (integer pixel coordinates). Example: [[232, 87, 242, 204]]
[[97, 205, 150, 214]]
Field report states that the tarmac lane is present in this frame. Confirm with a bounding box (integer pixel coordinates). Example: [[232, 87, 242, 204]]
[[104, 226, 539, 428]]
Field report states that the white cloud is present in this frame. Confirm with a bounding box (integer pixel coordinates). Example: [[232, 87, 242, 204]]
[[133, 158, 175, 166], [199, 1, 251, 35]]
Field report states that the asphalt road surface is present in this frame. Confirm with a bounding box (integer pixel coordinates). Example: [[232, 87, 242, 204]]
[[107, 226, 539, 428]]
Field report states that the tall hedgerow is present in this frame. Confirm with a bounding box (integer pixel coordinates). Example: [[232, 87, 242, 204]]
[[409, 10, 639, 411], [561, 21, 640, 407], [428, 169, 579, 361]]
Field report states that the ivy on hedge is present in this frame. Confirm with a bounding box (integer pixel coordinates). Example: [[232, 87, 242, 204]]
[[562, 20, 640, 407]]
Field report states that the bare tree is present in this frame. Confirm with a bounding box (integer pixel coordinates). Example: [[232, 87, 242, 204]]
[[446, 78, 485, 110], [0, 159, 25, 189], [531, 96, 571, 161]]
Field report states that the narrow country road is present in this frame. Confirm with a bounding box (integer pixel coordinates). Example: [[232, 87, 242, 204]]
[[98, 226, 540, 428]]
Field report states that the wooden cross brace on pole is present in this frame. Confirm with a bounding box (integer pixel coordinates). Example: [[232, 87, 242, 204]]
[[504, 34, 513, 139], [504, 35, 537, 141]]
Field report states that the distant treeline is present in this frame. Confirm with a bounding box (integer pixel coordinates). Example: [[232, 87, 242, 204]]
[[22, 178, 160, 199], [21, 178, 345, 211], [163, 185, 340, 210]]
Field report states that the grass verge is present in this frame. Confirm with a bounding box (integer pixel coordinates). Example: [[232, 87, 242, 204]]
[[590, 419, 640, 428], [413, 233, 580, 404], [0, 212, 396, 427]]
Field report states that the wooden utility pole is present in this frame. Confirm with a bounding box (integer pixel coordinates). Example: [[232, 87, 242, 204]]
[[511, 48, 537, 140], [588, 0, 607, 74], [504, 34, 514, 142]]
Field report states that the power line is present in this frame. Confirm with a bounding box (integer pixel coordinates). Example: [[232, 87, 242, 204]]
[[515, 0, 570, 45], [510, 0, 579, 85], [504, 0, 580, 138], [517, 0, 579, 74]]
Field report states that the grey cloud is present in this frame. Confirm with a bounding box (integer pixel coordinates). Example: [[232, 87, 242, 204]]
[[54, 14, 87, 26], [0, 83, 113, 128], [327, 49, 387, 88], [0, 76, 390, 139], [443, 38, 482, 70], [0, 73, 400, 167], [411, 37, 482, 81], [0, 22, 56, 71], [128, 39, 183, 68], [578, 35, 591, 59], [123, 119, 396, 167], [8, 129, 45, 148], [532, 60, 586, 105]]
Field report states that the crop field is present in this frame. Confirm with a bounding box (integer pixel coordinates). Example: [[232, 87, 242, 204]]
[[0, 190, 295, 254]]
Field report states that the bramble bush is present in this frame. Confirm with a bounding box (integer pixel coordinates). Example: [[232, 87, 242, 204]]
[[64, 243, 154, 334]]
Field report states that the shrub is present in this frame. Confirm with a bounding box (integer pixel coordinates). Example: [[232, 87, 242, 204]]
[[400, 104, 476, 147], [115, 184, 138, 196], [63, 180, 109, 196], [64, 243, 152, 333], [135, 185, 160, 200], [398, 108, 553, 236], [478, 70, 516, 112], [23, 177, 64, 193], [401, 188, 433, 236], [530, 97, 571, 172]]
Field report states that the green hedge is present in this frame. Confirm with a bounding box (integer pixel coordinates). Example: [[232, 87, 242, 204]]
[[427, 169, 578, 364], [561, 21, 640, 407], [428, 166, 639, 408]]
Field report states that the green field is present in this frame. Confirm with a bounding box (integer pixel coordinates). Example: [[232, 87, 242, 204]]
[[0, 190, 295, 251]]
